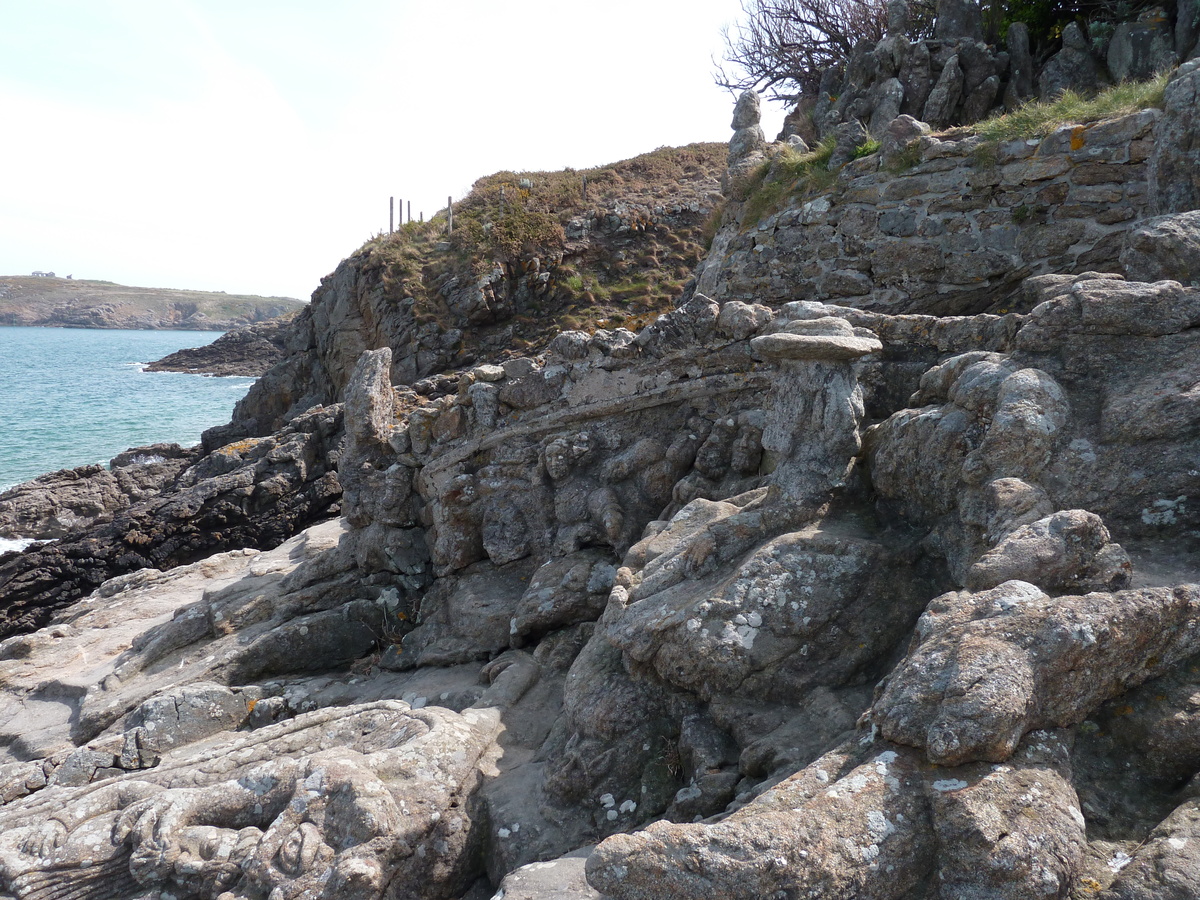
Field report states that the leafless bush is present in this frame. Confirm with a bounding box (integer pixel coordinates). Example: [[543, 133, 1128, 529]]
[[715, 0, 933, 100]]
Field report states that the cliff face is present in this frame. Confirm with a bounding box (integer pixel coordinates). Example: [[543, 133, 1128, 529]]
[[0, 277, 304, 330], [219, 144, 725, 440], [0, 61, 1199, 900]]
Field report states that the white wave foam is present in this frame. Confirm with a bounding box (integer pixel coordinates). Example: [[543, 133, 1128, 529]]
[[0, 537, 42, 555], [127, 454, 167, 466]]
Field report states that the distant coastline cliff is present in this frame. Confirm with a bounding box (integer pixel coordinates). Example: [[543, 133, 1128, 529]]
[[0, 275, 304, 331]]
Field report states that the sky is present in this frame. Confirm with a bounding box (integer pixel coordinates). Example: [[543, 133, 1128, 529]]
[[0, 1, 786, 302]]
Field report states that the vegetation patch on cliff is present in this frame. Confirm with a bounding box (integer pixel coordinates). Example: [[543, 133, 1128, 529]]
[[728, 71, 1169, 237], [970, 71, 1169, 141], [734, 135, 840, 229], [355, 143, 725, 361]]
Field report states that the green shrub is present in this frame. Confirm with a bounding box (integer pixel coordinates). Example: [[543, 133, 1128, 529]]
[[852, 138, 881, 160]]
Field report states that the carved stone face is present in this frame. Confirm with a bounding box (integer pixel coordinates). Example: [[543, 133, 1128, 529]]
[[543, 432, 594, 481], [543, 438, 575, 481]]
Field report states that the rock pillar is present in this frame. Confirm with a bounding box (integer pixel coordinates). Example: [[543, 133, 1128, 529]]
[[750, 317, 882, 507]]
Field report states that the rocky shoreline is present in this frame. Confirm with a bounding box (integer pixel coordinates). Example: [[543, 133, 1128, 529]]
[[0, 40, 1198, 900], [142, 318, 295, 377]]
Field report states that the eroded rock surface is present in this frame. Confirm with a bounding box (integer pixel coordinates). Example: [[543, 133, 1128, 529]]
[[2, 84, 1200, 900]]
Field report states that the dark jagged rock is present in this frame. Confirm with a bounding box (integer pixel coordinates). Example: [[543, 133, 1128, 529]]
[[143, 318, 294, 377], [0, 406, 342, 638], [1039, 22, 1110, 100], [1150, 58, 1200, 214], [0, 444, 198, 540]]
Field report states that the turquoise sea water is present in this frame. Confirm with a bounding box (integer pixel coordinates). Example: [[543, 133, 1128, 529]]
[[0, 326, 256, 495]]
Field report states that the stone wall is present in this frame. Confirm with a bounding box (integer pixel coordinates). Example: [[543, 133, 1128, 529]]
[[698, 109, 1160, 316]]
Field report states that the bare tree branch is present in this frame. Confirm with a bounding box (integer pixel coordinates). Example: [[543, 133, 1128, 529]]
[[716, 0, 933, 101]]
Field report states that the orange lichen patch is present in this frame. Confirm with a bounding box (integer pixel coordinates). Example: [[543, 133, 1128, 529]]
[[246, 698, 258, 713], [1113, 705, 1135, 717], [1070, 126, 1086, 151], [215, 437, 265, 456]]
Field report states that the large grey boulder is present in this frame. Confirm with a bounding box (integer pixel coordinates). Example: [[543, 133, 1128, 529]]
[[1004, 22, 1035, 107], [867, 351, 1072, 581], [1038, 22, 1108, 100], [922, 53, 964, 127], [966, 509, 1131, 592], [510, 548, 616, 645], [1107, 13, 1178, 83], [606, 520, 935, 702], [934, 0, 983, 41], [586, 729, 1085, 900], [1179, 0, 1200, 58], [827, 118, 871, 168], [490, 849, 601, 899], [872, 581, 1200, 765], [878, 113, 930, 166], [1121, 210, 1200, 284], [1149, 59, 1200, 214], [867, 77, 906, 137]]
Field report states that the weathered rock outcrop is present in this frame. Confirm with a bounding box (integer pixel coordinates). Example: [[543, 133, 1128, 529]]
[[0, 406, 342, 636], [144, 318, 294, 377], [803, 0, 1198, 143], [219, 148, 726, 441], [0, 444, 199, 541], [702, 107, 1160, 316], [1, 69, 1200, 900], [1149, 57, 1200, 214]]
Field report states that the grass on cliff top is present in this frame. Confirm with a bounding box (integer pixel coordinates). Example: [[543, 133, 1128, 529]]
[[360, 142, 724, 272], [449, 142, 725, 264], [736, 136, 837, 230], [970, 71, 1170, 142], [351, 143, 723, 359]]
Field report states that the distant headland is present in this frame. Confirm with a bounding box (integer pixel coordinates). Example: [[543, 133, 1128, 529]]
[[0, 275, 305, 330]]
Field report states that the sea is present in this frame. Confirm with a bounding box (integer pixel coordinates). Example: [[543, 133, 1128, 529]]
[[0, 326, 257, 552]]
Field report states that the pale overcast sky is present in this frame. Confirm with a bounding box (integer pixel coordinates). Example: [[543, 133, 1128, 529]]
[[0, 1, 785, 301]]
